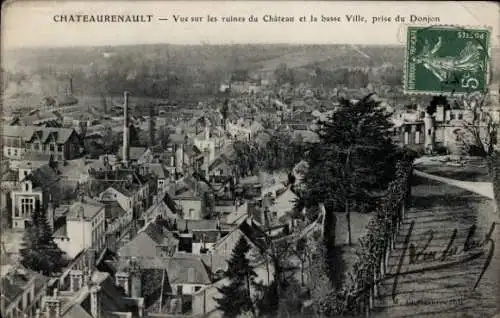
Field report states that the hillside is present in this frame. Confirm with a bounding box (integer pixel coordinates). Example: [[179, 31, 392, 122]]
[[1, 44, 499, 104]]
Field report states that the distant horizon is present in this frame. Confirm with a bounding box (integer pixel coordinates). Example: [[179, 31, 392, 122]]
[[4, 42, 500, 52]]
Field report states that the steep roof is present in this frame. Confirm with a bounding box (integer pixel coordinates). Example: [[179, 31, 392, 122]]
[[67, 197, 105, 221], [1, 267, 49, 308], [147, 163, 166, 179], [60, 271, 137, 318], [118, 221, 178, 258], [103, 201, 127, 221], [116, 146, 147, 161], [2, 125, 76, 144], [116, 255, 211, 285]]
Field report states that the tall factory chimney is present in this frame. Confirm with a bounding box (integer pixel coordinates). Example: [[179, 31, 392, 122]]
[[148, 103, 155, 147], [67, 78, 73, 96], [123, 91, 130, 167]]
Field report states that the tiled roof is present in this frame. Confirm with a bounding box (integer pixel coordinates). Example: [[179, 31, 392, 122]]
[[116, 146, 147, 161], [238, 220, 268, 251], [61, 271, 134, 318], [208, 156, 231, 172], [147, 163, 166, 179], [2, 125, 76, 144], [117, 232, 157, 258], [179, 176, 211, 195], [103, 201, 127, 220], [67, 197, 105, 220], [118, 221, 178, 258], [0, 267, 48, 306], [116, 255, 211, 285], [184, 144, 202, 157], [1, 170, 18, 182]]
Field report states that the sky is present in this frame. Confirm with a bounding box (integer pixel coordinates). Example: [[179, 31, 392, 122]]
[[1, 1, 499, 49]]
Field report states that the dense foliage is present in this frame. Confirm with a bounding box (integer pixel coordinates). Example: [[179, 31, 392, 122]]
[[302, 94, 401, 213], [19, 200, 66, 276], [216, 237, 257, 317], [230, 132, 306, 178]]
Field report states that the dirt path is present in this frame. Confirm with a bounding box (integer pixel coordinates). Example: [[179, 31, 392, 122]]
[[373, 177, 500, 318], [414, 169, 495, 200]]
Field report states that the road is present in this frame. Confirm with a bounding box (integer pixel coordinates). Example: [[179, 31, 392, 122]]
[[373, 176, 500, 318]]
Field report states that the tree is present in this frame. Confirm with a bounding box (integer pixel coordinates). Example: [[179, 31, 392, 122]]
[[216, 236, 257, 317], [452, 92, 498, 157], [302, 94, 400, 245], [19, 199, 66, 276]]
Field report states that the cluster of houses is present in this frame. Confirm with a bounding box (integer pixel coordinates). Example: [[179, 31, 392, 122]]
[[3, 69, 498, 317], [1, 90, 308, 318]]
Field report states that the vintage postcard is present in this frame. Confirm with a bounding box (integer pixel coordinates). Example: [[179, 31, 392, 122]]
[[0, 1, 499, 318]]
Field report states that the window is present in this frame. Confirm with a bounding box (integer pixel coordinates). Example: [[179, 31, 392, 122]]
[[14, 149, 18, 156], [25, 183, 29, 191], [24, 171, 27, 177], [26, 291, 31, 307], [58, 145, 63, 152], [49, 144, 55, 152], [21, 198, 34, 216], [34, 143, 40, 150], [7, 149, 11, 156], [427, 129, 431, 136], [450, 113, 456, 120], [403, 132, 409, 145], [415, 131, 420, 144], [458, 113, 463, 120]]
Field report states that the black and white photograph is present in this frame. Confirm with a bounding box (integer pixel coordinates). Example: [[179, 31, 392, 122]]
[[0, 1, 499, 317]]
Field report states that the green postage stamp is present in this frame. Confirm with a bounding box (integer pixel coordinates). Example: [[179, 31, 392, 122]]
[[404, 26, 491, 95]]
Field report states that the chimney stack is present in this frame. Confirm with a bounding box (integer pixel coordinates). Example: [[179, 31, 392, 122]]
[[67, 78, 73, 96], [90, 285, 101, 318], [204, 123, 210, 141], [123, 91, 130, 167]]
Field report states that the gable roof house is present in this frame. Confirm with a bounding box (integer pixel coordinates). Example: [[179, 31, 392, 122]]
[[39, 269, 144, 318], [210, 217, 268, 272], [117, 219, 179, 259], [168, 176, 212, 221], [108, 254, 212, 316], [2, 125, 81, 162], [1, 266, 50, 318]]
